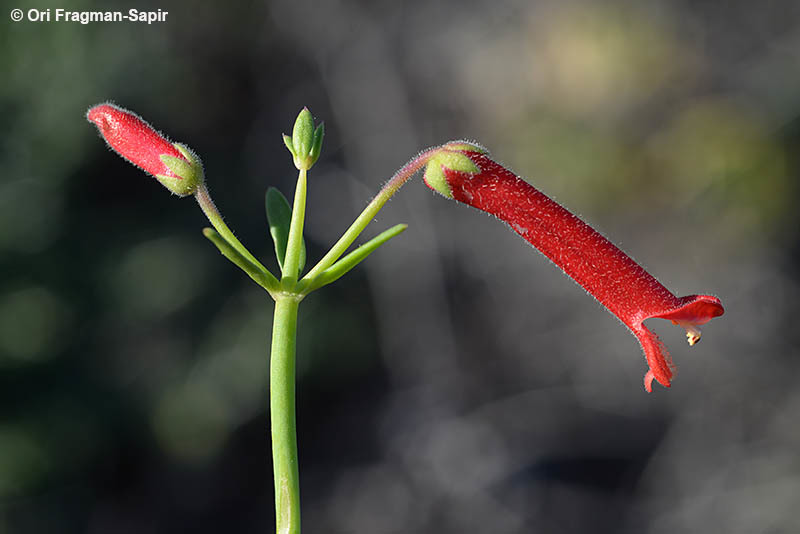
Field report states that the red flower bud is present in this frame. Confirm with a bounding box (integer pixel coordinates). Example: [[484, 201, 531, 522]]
[[87, 103, 203, 196], [424, 145, 724, 391]]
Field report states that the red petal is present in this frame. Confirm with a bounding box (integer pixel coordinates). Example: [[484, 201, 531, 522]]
[[87, 103, 184, 178], [633, 324, 674, 391], [651, 294, 724, 326]]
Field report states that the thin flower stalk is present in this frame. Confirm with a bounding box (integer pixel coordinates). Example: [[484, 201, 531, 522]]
[[300, 141, 470, 285]]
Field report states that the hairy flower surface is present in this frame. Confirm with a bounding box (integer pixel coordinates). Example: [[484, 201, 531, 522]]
[[424, 145, 724, 391], [87, 103, 202, 196]]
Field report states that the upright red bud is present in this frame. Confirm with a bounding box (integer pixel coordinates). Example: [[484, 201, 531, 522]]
[[87, 103, 203, 196], [424, 144, 724, 391]]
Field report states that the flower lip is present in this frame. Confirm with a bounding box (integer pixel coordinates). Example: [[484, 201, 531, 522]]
[[652, 294, 724, 325], [650, 294, 724, 346]]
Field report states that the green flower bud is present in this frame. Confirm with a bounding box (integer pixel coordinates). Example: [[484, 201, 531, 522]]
[[284, 107, 324, 170]]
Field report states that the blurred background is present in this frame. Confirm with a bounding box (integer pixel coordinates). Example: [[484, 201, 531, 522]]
[[1, 0, 799, 532]]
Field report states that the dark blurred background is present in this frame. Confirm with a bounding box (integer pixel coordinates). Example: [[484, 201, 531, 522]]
[[2, 0, 800, 532]]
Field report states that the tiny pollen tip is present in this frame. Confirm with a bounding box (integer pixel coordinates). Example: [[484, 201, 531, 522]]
[[681, 323, 702, 346]]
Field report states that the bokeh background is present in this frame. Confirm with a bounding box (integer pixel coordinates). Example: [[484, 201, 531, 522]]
[[2, 0, 800, 532]]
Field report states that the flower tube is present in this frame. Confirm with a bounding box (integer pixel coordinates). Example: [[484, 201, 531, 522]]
[[423, 144, 724, 391]]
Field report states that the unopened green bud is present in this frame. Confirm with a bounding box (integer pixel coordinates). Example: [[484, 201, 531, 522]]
[[284, 107, 324, 170]]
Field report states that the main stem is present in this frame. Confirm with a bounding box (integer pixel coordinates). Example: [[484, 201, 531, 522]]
[[270, 295, 301, 534], [264, 143, 453, 531], [269, 165, 308, 534]]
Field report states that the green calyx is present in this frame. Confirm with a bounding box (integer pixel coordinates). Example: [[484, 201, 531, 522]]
[[158, 143, 204, 196], [441, 141, 487, 154], [423, 147, 481, 199], [284, 108, 324, 171]]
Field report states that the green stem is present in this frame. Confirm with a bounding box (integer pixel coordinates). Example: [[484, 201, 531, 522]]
[[203, 228, 278, 296], [267, 167, 308, 533], [300, 146, 439, 283], [270, 295, 301, 534], [282, 168, 307, 282], [194, 183, 280, 290], [301, 223, 408, 295]]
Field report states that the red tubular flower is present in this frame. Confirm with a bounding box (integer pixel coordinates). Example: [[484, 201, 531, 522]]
[[87, 103, 203, 196], [423, 144, 724, 391]]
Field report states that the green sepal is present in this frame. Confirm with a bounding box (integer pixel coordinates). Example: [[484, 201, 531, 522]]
[[423, 149, 480, 199], [173, 143, 202, 164], [283, 134, 295, 157], [160, 155, 193, 179], [436, 150, 480, 174], [301, 223, 407, 294], [202, 227, 279, 295], [156, 143, 204, 196], [266, 187, 306, 276], [309, 123, 324, 165], [422, 163, 451, 199], [441, 141, 487, 154]]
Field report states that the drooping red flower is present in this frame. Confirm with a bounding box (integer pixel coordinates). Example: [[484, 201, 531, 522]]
[[87, 103, 203, 196], [423, 144, 724, 391]]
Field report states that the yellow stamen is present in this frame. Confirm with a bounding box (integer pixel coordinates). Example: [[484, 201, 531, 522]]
[[684, 324, 702, 346], [671, 320, 702, 346]]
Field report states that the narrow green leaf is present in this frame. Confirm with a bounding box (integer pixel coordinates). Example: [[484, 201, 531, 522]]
[[266, 187, 306, 276], [266, 187, 291, 269], [202, 227, 279, 294], [303, 224, 407, 294]]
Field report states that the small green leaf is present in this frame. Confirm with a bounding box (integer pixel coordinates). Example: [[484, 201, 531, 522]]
[[302, 224, 407, 294], [266, 188, 306, 276], [202, 228, 278, 295]]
